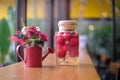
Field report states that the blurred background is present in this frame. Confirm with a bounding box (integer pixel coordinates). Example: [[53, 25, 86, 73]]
[[0, 0, 120, 80]]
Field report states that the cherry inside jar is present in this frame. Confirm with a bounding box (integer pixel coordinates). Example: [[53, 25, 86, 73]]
[[55, 31, 79, 65]]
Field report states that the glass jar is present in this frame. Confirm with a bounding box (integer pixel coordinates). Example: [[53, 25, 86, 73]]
[[55, 20, 79, 65]]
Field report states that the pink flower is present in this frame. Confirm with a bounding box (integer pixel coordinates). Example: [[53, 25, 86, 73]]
[[9, 36, 26, 45], [37, 31, 48, 42], [16, 31, 22, 34], [18, 39, 26, 45], [41, 33, 48, 42], [26, 31, 34, 38], [9, 36, 19, 43], [27, 26, 36, 33], [9, 25, 48, 47], [26, 26, 37, 38]]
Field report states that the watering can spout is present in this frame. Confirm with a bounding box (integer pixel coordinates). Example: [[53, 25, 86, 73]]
[[42, 47, 54, 61]]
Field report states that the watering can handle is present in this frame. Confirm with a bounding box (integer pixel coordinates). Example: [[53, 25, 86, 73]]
[[16, 45, 24, 62]]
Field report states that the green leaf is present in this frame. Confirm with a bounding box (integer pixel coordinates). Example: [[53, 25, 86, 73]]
[[0, 19, 11, 63]]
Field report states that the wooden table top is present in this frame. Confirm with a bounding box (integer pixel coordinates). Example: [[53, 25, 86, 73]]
[[0, 48, 100, 80]]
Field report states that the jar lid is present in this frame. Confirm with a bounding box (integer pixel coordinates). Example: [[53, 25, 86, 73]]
[[58, 20, 78, 31]]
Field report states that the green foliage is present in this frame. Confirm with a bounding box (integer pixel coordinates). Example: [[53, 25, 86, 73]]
[[0, 19, 11, 63], [115, 0, 120, 17], [115, 22, 120, 53], [86, 25, 112, 57], [85, 22, 120, 59], [115, 0, 120, 11]]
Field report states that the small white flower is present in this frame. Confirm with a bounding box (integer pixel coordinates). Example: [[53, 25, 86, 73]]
[[36, 27, 40, 31], [21, 27, 27, 35]]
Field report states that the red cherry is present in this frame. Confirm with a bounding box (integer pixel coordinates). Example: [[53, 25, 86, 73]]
[[69, 48, 78, 58], [56, 32, 64, 36], [69, 50, 76, 58], [56, 37, 65, 45], [72, 33, 78, 39], [63, 44, 69, 52], [57, 50, 66, 58], [70, 38, 78, 46], [63, 32, 70, 40], [56, 45, 62, 50]]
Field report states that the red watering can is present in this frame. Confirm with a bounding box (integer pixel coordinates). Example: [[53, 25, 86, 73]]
[[16, 45, 54, 68]]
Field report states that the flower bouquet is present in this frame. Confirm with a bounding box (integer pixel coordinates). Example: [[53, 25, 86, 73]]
[[9, 25, 48, 47]]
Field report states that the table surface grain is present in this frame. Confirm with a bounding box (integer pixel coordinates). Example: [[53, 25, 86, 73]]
[[0, 48, 100, 80]]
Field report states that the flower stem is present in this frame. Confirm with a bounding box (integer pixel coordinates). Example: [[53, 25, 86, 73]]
[[20, 18, 25, 27]]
